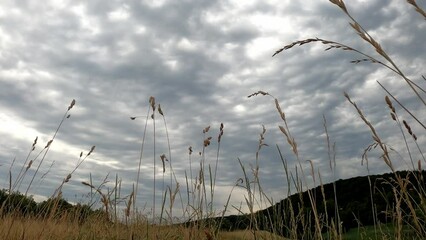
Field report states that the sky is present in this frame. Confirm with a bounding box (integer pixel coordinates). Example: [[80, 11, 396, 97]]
[[0, 0, 425, 220]]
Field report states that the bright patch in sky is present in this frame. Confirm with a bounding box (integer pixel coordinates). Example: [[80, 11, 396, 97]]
[[108, 5, 130, 21], [245, 37, 281, 59], [71, 4, 100, 35], [177, 38, 197, 52], [233, 104, 246, 114], [165, 59, 179, 71], [144, 0, 169, 8], [0, 114, 38, 141]]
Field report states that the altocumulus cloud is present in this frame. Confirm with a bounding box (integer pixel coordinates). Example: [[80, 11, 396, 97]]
[[0, 0, 425, 217]]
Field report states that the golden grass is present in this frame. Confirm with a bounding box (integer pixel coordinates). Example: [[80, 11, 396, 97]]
[[0, 216, 81, 240], [218, 230, 289, 240], [3, 216, 290, 240]]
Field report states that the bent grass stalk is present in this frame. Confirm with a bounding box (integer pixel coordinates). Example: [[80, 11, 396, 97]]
[[158, 103, 186, 222], [131, 103, 151, 217], [249, 91, 324, 239], [12, 136, 38, 191], [25, 99, 76, 196]]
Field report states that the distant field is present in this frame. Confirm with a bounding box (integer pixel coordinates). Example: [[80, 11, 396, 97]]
[[218, 230, 288, 240]]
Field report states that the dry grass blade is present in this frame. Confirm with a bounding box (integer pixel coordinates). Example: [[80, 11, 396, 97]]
[[378, 81, 426, 130], [329, 0, 348, 13], [385, 96, 395, 113], [160, 154, 167, 173], [349, 22, 370, 43], [125, 190, 134, 217], [248, 91, 269, 97], [344, 92, 394, 171], [255, 125, 268, 161], [45, 140, 53, 149], [351, 58, 378, 64], [32, 136, 38, 148], [218, 123, 224, 143], [272, 37, 392, 71], [407, 0, 426, 19], [275, 99, 285, 121], [26, 160, 33, 171], [274, 1, 426, 108], [272, 38, 321, 57], [149, 96, 156, 111], [158, 104, 164, 116], [64, 174, 71, 183], [306, 160, 316, 184], [203, 137, 212, 147], [68, 99, 76, 111], [203, 125, 210, 133]]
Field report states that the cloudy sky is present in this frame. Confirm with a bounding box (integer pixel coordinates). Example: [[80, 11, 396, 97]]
[[0, 0, 425, 219]]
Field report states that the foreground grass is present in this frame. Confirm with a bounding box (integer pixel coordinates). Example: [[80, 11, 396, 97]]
[[1, 215, 289, 240], [218, 230, 288, 240], [1, 0, 425, 239], [341, 224, 420, 240], [0, 214, 420, 240]]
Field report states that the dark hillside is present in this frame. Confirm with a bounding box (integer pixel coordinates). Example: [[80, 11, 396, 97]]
[[208, 170, 426, 237]]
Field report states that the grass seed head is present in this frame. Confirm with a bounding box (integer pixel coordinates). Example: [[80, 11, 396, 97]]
[[218, 123, 224, 142], [32, 136, 38, 147], [26, 160, 33, 171], [158, 104, 163, 116], [82, 181, 94, 188], [204, 137, 212, 147], [149, 96, 156, 111], [385, 95, 396, 113], [64, 174, 71, 183], [403, 120, 413, 135], [160, 154, 167, 173], [45, 140, 53, 148], [385, 95, 392, 107], [87, 146, 96, 156], [125, 191, 134, 217], [275, 99, 286, 121], [203, 125, 210, 133], [390, 112, 397, 121], [247, 91, 269, 97], [68, 99, 76, 111]]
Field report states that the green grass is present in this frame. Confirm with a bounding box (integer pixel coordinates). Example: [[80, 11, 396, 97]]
[[341, 224, 420, 240]]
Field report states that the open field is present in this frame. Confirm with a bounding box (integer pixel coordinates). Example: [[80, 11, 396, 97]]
[[1, 0, 425, 239]]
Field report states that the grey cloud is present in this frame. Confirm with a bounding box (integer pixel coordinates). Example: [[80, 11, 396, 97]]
[[0, 0, 424, 217]]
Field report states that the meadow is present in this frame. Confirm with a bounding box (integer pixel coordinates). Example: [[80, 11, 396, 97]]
[[1, 0, 425, 239]]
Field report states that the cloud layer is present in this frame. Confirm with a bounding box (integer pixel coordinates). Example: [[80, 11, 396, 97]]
[[0, 0, 425, 217]]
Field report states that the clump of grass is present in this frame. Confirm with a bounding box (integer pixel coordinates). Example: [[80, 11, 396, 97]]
[[269, 0, 426, 239], [0, 1, 424, 239]]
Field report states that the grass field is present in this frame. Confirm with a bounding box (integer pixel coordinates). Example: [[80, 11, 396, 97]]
[[1, 0, 425, 239]]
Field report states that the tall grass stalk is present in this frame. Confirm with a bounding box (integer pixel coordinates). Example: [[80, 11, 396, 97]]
[[131, 103, 151, 216], [323, 115, 342, 238], [148, 96, 157, 222], [25, 99, 76, 196]]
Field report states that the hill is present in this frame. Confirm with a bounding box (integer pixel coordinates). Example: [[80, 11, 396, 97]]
[[202, 170, 426, 237]]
